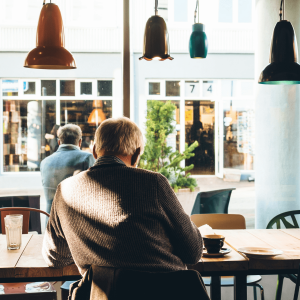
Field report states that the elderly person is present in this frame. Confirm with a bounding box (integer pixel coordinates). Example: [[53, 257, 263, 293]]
[[40, 124, 95, 216], [42, 117, 203, 277]]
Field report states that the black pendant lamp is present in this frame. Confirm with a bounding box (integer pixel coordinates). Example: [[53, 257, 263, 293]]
[[259, 0, 300, 84], [24, 0, 76, 69], [189, 0, 208, 59], [139, 0, 173, 61]]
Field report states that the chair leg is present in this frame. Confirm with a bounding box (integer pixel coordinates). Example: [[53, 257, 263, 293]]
[[253, 286, 257, 300], [293, 264, 300, 300], [275, 275, 284, 300]]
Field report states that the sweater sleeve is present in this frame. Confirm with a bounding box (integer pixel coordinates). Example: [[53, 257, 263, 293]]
[[156, 174, 203, 265], [42, 184, 74, 268]]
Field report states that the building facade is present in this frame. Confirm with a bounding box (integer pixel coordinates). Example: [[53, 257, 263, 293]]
[[0, 0, 255, 193]]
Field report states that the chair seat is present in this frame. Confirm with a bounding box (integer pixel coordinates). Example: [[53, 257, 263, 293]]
[[203, 275, 262, 286]]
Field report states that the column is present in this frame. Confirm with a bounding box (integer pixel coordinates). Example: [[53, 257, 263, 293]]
[[255, 0, 300, 229]]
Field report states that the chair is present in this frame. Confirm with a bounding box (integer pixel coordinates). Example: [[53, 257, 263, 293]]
[[0, 207, 57, 300], [266, 210, 300, 300], [191, 188, 236, 215], [191, 214, 265, 300]]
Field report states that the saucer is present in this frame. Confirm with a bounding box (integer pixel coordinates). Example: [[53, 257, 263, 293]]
[[202, 247, 231, 257], [237, 247, 283, 259]]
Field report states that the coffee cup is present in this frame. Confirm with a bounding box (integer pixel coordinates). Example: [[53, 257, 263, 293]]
[[203, 235, 225, 253]]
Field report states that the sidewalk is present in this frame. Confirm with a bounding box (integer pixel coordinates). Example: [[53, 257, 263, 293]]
[[196, 177, 255, 229]]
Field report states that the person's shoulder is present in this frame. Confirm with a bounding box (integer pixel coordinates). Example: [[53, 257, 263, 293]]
[[77, 150, 93, 158], [126, 167, 167, 182], [41, 151, 59, 165]]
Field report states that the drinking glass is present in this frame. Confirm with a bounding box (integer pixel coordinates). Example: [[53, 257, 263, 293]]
[[5, 214, 23, 250]]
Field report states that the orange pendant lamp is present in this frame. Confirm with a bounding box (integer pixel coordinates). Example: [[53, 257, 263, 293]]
[[88, 100, 106, 126], [24, 0, 76, 69]]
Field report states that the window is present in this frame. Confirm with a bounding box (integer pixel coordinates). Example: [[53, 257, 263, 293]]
[[149, 82, 160, 95], [238, 0, 252, 23], [218, 0, 233, 23], [1, 79, 114, 173], [3, 99, 56, 172], [166, 81, 180, 97], [174, 0, 188, 22], [158, 0, 168, 22]]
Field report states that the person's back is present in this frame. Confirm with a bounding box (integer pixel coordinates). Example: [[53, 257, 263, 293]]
[[40, 124, 95, 214], [43, 117, 203, 277]]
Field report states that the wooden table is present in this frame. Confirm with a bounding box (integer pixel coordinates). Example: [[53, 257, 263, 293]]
[[1, 230, 300, 300]]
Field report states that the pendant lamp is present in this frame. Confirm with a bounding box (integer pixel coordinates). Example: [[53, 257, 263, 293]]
[[24, 0, 76, 69], [259, 0, 300, 84], [88, 100, 106, 126], [189, 0, 208, 59], [139, 0, 173, 61]]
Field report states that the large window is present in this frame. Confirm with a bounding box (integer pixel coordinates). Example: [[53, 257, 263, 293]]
[[1, 78, 114, 173]]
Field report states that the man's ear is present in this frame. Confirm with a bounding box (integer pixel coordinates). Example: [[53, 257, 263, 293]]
[[78, 139, 82, 148], [58, 140, 61, 146], [131, 147, 141, 167], [93, 144, 98, 159]]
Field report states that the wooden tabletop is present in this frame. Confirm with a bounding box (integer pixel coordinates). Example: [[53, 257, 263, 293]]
[[1, 229, 300, 281]]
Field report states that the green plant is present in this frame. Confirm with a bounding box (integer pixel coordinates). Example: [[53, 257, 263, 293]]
[[140, 100, 198, 192]]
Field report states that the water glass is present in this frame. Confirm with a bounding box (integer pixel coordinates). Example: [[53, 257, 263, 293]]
[[5, 214, 23, 250]]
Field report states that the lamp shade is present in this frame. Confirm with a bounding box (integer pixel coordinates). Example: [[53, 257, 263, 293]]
[[139, 15, 173, 61], [259, 20, 300, 84], [189, 23, 208, 59], [24, 3, 76, 69]]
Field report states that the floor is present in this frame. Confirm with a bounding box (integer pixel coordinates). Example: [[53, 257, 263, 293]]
[[196, 176, 255, 228]]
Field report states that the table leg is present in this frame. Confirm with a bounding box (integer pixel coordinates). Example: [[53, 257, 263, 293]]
[[234, 274, 247, 300], [210, 276, 221, 300]]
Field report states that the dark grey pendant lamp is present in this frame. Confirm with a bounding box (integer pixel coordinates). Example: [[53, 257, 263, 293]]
[[259, 0, 300, 84], [139, 0, 173, 61]]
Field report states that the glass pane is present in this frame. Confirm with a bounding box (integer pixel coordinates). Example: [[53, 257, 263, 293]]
[[174, 0, 187, 22], [60, 100, 113, 153], [80, 82, 92, 95], [223, 99, 255, 170], [23, 81, 36, 95], [97, 80, 113, 96], [185, 100, 215, 175], [238, 0, 252, 23], [158, 0, 168, 21], [166, 81, 180, 97], [3, 100, 56, 172], [2, 80, 18, 96], [149, 83, 160, 95], [41, 80, 56, 96], [203, 81, 215, 97], [60, 80, 75, 96], [218, 0, 233, 23], [185, 81, 199, 97], [221, 80, 237, 97], [240, 81, 254, 97]]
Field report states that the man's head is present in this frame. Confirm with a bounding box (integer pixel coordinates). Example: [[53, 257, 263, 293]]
[[93, 117, 144, 167], [57, 124, 82, 147]]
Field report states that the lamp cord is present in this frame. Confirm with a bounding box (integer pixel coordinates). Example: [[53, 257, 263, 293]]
[[194, 0, 199, 23], [279, 0, 284, 20], [155, 0, 158, 15]]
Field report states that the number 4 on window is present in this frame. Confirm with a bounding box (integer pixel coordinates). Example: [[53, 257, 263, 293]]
[[207, 85, 212, 93]]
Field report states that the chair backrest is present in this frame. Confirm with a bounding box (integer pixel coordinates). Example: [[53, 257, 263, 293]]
[[266, 210, 300, 229], [191, 188, 236, 215], [191, 213, 246, 229], [0, 207, 50, 234]]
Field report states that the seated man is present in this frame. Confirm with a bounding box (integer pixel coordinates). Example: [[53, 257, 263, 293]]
[[42, 117, 203, 276], [41, 124, 95, 216]]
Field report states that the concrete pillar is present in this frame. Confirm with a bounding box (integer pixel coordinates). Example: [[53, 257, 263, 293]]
[[255, 0, 300, 229]]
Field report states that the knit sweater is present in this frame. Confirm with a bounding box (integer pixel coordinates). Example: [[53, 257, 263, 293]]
[[42, 156, 203, 275]]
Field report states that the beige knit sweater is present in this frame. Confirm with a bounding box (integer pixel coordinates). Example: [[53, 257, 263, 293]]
[[42, 156, 203, 275]]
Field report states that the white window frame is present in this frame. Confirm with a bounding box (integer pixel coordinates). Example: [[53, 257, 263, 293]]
[[0, 77, 115, 175]]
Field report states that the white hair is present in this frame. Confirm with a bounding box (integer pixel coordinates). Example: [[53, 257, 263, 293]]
[[57, 124, 82, 145], [94, 117, 144, 156]]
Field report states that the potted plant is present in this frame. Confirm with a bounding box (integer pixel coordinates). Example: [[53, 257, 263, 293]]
[[139, 100, 199, 213]]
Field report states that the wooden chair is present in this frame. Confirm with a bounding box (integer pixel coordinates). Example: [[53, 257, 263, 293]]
[[191, 214, 265, 300], [267, 210, 300, 300], [0, 207, 57, 300], [191, 188, 236, 215]]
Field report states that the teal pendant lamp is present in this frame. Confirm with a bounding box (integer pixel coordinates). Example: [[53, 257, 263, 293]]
[[259, 0, 300, 84], [189, 0, 208, 59]]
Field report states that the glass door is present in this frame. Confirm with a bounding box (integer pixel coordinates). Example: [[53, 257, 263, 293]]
[[185, 100, 215, 175]]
